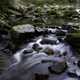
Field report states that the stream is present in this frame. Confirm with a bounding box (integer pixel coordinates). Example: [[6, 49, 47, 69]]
[[0, 28, 80, 80]]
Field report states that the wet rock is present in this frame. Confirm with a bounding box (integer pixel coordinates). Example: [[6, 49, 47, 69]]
[[58, 37, 64, 42], [77, 60, 80, 68], [67, 68, 80, 78], [62, 52, 67, 56], [67, 66, 78, 78], [34, 73, 49, 80], [40, 38, 57, 45], [48, 58, 67, 74], [35, 27, 45, 33], [62, 24, 73, 31], [32, 43, 42, 51], [2, 49, 13, 57], [55, 30, 66, 36], [22, 49, 34, 60], [13, 24, 35, 33], [67, 71, 78, 78], [0, 40, 8, 50], [65, 32, 80, 53], [76, 69, 80, 77], [0, 29, 11, 51], [64, 77, 78, 80], [65, 32, 80, 47], [62, 23, 79, 33], [23, 49, 33, 54], [47, 28, 57, 33], [43, 47, 54, 55]]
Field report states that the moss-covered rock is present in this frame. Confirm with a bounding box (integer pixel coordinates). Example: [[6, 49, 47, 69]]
[[43, 47, 54, 55], [65, 31, 80, 53]]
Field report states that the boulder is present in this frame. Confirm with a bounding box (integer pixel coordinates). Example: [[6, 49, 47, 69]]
[[62, 24, 74, 32], [55, 30, 66, 36], [13, 24, 35, 33], [40, 38, 57, 45], [65, 32, 80, 47], [65, 32, 80, 53], [48, 58, 67, 74], [12, 24, 36, 48], [62, 23, 79, 32]]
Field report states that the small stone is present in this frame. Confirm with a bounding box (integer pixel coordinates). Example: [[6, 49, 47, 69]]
[[63, 52, 67, 56], [23, 49, 33, 54], [43, 47, 54, 55], [32, 43, 42, 51], [34, 73, 49, 80]]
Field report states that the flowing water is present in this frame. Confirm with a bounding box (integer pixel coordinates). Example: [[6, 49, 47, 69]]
[[0, 28, 79, 80]]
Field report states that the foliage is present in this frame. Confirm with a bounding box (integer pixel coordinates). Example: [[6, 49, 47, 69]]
[[0, 0, 80, 28]]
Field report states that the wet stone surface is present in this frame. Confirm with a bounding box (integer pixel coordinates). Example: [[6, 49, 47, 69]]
[[48, 59, 67, 74]]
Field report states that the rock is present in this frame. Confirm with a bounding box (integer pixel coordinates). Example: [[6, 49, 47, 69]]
[[2, 49, 13, 57], [67, 67, 78, 77], [67, 71, 78, 78], [48, 58, 67, 74], [0, 29, 12, 51], [76, 69, 80, 77], [34, 73, 49, 80], [0, 51, 9, 74], [40, 38, 57, 45], [55, 30, 66, 36], [0, 40, 8, 50], [62, 23, 79, 32], [22, 49, 34, 60], [62, 52, 67, 56], [64, 77, 78, 80], [43, 47, 54, 55], [23, 49, 33, 54], [62, 24, 73, 31], [67, 67, 80, 78], [65, 32, 80, 53], [32, 43, 42, 51], [77, 60, 80, 68], [13, 24, 35, 33]]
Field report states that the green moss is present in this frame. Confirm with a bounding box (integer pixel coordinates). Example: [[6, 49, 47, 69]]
[[70, 32, 80, 37]]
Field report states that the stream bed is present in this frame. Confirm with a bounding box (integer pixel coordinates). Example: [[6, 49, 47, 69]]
[[0, 28, 80, 80]]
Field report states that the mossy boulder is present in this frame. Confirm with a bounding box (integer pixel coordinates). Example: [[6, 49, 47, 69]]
[[43, 47, 54, 55], [48, 58, 67, 74], [13, 24, 35, 33], [65, 31, 80, 53]]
